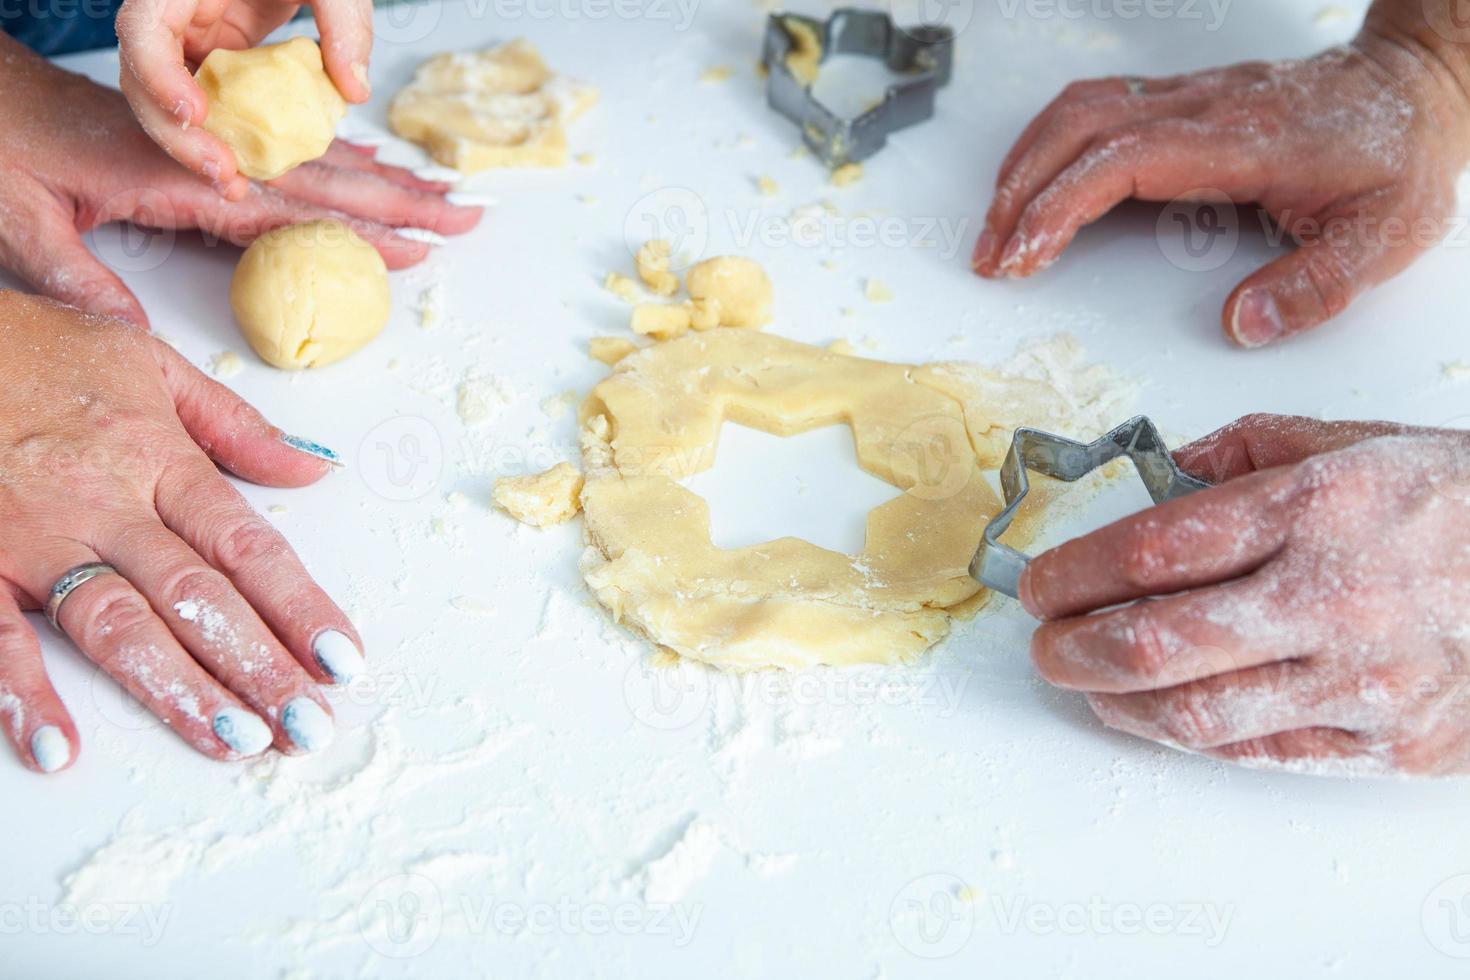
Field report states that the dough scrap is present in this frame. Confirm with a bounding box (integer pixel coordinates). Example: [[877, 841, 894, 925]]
[[196, 37, 345, 181], [685, 257, 772, 329], [589, 336, 640, 365], [631, 303, 691, 341], [577, 330, 1022, 670], [634, 240, 679, 297], [229, 219, 389, 370], [388, 39, 597, 173], [494, 463, 585, 526]]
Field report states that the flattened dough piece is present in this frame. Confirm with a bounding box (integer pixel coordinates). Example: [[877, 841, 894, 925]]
[[494, 462, 585, 526], [577, 331, 1003, 670], [388, 39, 597, 172]]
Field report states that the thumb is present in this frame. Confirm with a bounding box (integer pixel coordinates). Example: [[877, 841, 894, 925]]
[[151, 340, 340, 487], [1173, 414, 1417, 483], [1222, 210, 1402, 349], [0, 190, 149, 328]]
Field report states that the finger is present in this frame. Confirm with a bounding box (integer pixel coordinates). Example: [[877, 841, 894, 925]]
[[155, 460, 365, 685], [309, 0, 374, 102], [150, 338, 338, 485], [976, 90, 1207, 275], [320, 140, 453, 193], [115, 0, 209, 126], [1030, 575, 1322, 694], [268, 161, 483, 235], [1173, 413, 1417, 483], [1019, 466, 1294, 621], [1203, 728, 1384, 776], [187, 184, 432, 269], [98, 520, 336, 753], [24, 544, 274, 761], [1222, 195, 1412, 348], [994, 120, 1258, 279], [118, 51, 249, 199], [0, 186, 149, 327], [1085, 659, 1376, 751], [0, 586, 79, 773]]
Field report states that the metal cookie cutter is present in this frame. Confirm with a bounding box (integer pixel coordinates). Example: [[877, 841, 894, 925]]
[[971, 416, 1213, 600], [762, 8, 954, 168]]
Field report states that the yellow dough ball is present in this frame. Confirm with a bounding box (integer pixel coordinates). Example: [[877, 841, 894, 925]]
[[197, 37, 346, 180], [684, 256, 773, 329], [230, 220, 390, 370]]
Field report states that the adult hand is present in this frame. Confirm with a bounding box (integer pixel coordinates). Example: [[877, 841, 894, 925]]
[[116, 0, 372, 196], [0, 291, 367, 773], [1020, 414, 1470, 777], [972, 2, 1470, 347], [0, 32, 480, 327]]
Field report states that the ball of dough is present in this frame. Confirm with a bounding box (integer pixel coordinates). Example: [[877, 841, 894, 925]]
[[684, 256, 772, 329], [197, 37, 346, 180], [230, 220, 390, 370]]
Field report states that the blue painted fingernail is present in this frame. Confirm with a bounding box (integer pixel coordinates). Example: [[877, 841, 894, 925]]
[[31, 726, 71, 773], [281, 434, 341, 466], [213, 707, 272, 757], [282, 698, 335, 753], [313, 629, 366, 685]]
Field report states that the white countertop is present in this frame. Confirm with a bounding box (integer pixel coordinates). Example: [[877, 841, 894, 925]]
[[5, 0, 1470, 977]]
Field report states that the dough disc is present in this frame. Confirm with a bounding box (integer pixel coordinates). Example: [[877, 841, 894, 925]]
[[577, 331, 1005, 670]]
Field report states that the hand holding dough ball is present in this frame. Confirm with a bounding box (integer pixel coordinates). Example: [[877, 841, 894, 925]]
[[197, 38, 346, 181], [685, 256, 772, 329], [231, 220, 390, 370]]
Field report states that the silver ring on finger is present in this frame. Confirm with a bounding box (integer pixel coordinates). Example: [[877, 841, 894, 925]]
[[45, 563, 119, 632]]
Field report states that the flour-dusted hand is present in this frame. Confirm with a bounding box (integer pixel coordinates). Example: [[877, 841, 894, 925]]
[[116, 0, 372, 195], [1018, 414, 1470, 776], [0, 292, 369, 772], [0, 32, 480, 327], [972, 0, 1470, 347]]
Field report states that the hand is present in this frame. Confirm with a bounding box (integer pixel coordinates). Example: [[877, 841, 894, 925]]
[[0, 291, 367, 773], [1019, 413, 1470, 777], [972, 13, 1470, 347], [0, 33, 480, 328], [116, 0, 372, 196]]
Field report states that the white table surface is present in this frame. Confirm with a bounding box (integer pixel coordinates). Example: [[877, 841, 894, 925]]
[[5, 0, 1470, 977]]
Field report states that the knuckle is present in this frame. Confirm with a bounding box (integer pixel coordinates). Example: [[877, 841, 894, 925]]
[[1301, 252, 1356, 319], [213, 515, 287, 570], [0, 616, 36, 655], [1118, 520, 1177, 591], [77, 585, 155, 648], [160, 565, 230, 612], [1157, 688, 1223, 748], [1122, 603, 1173, 681]]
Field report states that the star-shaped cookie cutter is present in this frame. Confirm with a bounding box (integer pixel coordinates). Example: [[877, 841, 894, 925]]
[[761, 8, 954, 168], [971, 416, 1214, 600]]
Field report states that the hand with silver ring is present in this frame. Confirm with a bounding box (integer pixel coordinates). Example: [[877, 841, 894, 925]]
[[0, 291, 367, 773]]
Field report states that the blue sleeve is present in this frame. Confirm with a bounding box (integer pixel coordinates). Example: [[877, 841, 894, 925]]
[[2, 0, 123, 56]]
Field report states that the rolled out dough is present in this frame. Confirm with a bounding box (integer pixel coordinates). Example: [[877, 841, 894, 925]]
[[577, 330, 1034, 670]]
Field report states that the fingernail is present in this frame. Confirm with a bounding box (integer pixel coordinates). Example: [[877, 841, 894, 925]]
[[202, 158, 221, 181], [281, 433, 342, 466], [281, 698, 334, 753], [31, 726, 71, 773], [1232, 289, 1285, 347], [413, 164, 463, 183], [445, 192, 499, 208], [313, 629, 366, 685], [395, 227, 448, 246], [174, 99, 192, 131], [213, 707, 273, 756], [352, 62, 371, 96], [972, 229, 996, 269]]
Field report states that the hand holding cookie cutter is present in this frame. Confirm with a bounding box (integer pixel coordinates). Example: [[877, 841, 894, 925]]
[[971, 417, 1213, 600]]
